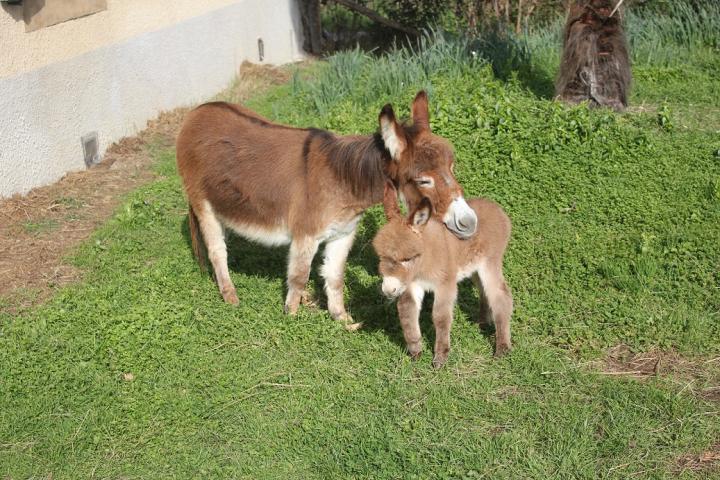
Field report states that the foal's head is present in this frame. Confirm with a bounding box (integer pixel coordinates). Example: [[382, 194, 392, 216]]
[[372, 181, 432, 299], [379, 91, 477, 239]]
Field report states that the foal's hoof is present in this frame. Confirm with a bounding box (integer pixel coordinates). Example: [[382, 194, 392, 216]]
[[300, 291, 319, 308], [494, 343, 512, 358], [431, 355, 448, 369], [408, 348, 422, 362], [331, 311, 362, 331], [344, 321, 364, 332]]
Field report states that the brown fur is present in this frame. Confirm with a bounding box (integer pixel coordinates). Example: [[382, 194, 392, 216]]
[[176, 92, 473, 323], [373, 182, 513, 366], [556, 0, 631, 111]]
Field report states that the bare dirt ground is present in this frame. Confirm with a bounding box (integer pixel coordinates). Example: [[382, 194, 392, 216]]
[[0, 62, 293, 311]]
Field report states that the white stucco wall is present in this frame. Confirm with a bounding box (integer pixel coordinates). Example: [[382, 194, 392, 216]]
[[0, 0, 305, 198]]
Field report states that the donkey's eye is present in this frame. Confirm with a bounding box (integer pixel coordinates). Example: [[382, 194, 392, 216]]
[[415, 177, 434, 188]]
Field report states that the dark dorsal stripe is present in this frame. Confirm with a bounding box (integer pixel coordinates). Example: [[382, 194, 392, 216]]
[[197, 102, 309, 131]]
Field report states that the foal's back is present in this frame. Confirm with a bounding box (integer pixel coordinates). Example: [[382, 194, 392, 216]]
[[422, 197, 511, 280]]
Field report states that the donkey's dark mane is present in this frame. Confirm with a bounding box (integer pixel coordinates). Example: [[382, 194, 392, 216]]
[[317, 131, 390, 198]]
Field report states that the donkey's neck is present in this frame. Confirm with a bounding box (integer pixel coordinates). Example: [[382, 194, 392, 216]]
[[322, 132, 391, 204]]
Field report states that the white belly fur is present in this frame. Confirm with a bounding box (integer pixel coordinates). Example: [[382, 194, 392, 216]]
[[221, 218, 292, 247], [220, 214, 361, 247]]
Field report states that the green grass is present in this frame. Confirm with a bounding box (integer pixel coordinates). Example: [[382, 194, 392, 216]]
[[2, 7, 720, 479]]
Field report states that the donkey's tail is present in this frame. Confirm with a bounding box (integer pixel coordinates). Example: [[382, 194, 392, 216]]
[[188, 204, 208, 272]]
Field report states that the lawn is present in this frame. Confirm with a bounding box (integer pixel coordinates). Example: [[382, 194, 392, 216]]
[[1, 6, 719, 479]]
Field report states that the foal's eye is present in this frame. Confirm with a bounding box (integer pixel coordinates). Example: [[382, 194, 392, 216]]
[[399, 256, 417, 267], [415, 177, 434, 188]]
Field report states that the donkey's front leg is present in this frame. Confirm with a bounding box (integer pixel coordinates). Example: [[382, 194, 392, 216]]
[[321, 230, 357, 325], [431, 284, 458, 368], [285, 236, 320, 315], [397, 284, 424, 360]]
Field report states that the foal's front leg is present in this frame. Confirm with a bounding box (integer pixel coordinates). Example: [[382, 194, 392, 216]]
[[431, 283, 457, 368], [397, 284, 424, 360], [285, 236, 320, 315]]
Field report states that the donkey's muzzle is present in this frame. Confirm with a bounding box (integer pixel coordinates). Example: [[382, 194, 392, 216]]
[[444, 197, 477, 239]]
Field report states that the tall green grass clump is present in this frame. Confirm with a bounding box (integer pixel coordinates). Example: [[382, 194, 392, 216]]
[[627, 0, 720, 65], [294, 33, 480, 118]]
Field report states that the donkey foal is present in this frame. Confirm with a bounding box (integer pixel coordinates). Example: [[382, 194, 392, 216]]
[[373, 182, 513, 367]]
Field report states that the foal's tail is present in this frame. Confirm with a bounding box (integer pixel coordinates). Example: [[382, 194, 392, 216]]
[[187, 204, 208, 272]]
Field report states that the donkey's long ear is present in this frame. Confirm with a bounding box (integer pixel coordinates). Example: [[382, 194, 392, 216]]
[[410, 197, 432, 227], [383, 180, 402, 221], [411, 91, 430, 132], [379, 104, 407, 161]]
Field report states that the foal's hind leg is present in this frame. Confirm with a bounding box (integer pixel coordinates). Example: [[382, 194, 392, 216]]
[[196, 202, 238, 305], [471, 272, 492, 327], [285, 236, 320, 315], [321, 230, 357, 325], [477, 261, 513, 357]]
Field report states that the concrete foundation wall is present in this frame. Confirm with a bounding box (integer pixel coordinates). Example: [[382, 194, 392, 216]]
[[0, 0, 304, 197]]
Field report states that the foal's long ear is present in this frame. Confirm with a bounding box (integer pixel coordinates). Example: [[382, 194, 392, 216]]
[[379, 104, 407, 161], [382, 180, 402, 221], [410, 197, 432, 227], [411, 91, 430, 132]]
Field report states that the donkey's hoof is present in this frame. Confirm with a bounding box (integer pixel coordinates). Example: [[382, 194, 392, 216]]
[[222, 290, 239, 305], [283, 302, 299, 315], [494, 343, 512, 358], [409, 349, 422, 362]]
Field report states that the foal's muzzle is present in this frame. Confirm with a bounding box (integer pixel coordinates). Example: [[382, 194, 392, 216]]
[[381, 277, 405, 299], [444, 197, 477, 239]]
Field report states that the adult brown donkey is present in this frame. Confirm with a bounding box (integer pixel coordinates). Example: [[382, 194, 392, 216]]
[[176, 91, 477, 324]]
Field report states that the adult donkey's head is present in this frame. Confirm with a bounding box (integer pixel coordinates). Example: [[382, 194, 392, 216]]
[[380, 91, 477, 239]]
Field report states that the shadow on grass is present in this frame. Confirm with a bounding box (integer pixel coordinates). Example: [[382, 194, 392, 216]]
[[180, 213, 498, 354], [471, 31, 556, 99]]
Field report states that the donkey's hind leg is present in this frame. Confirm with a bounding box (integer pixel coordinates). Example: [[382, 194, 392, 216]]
[[196, 201, 239, 305], [477, 261, 513, 357], [285, 236, 320, 315], [321, 230, 357, 325]]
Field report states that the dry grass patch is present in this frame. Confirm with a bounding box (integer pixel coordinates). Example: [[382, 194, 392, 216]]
[[674, 443, 720, 476], [598, 345, 720, 403]]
